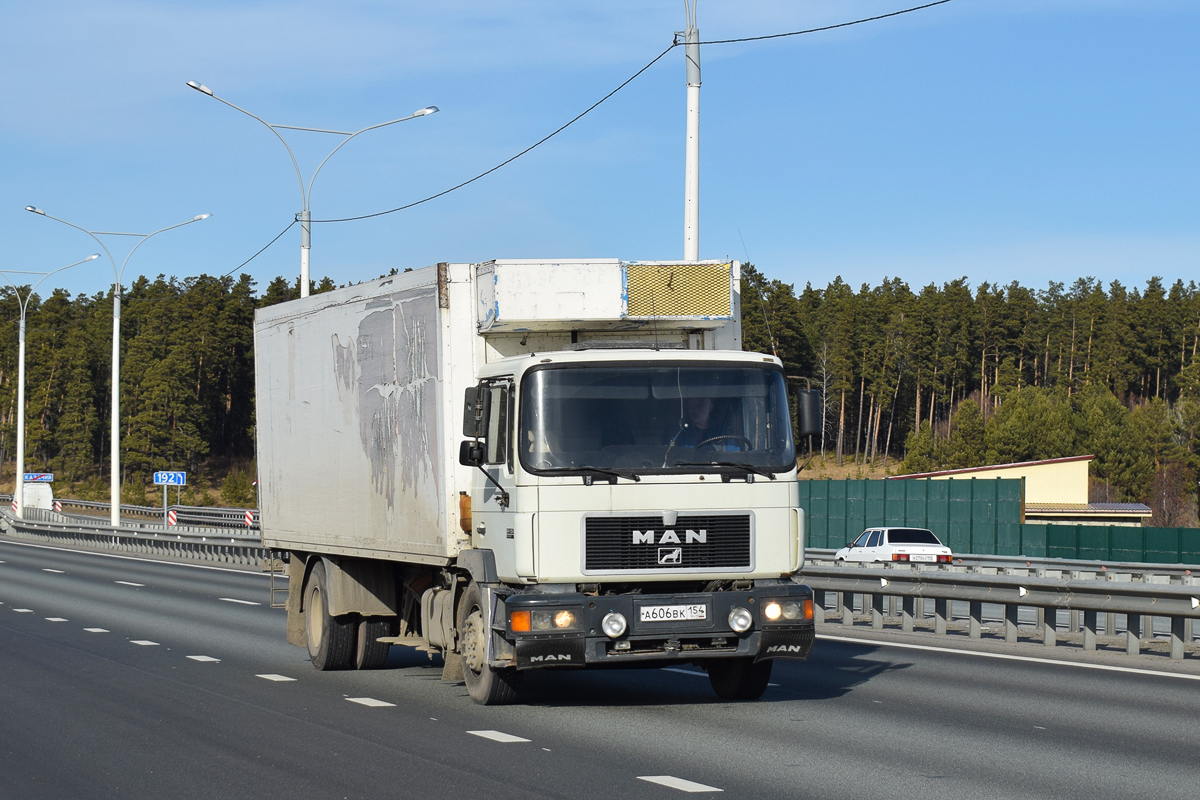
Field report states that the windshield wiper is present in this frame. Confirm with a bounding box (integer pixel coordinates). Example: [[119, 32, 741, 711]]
[[541, 465, 641, 483], [675, 461, 778, 480]]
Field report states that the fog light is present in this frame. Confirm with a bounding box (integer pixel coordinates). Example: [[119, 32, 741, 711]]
[[601, 612, 627, 638], [763, 601, 782, 621], [728, 606, 753, 633], [554, 610, 576, 629]]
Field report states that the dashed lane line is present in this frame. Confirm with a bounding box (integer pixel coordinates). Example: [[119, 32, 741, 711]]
[[637, 776, 723, 793], [187, 655, 221, 662], [468, 730, 530, 743], [347, 697, 395, 708], [115, 581, 144, 587], [257, 674, 296, 682], [14, 609, 33, 613], [42, 568, 65, 574], [219, 597, 260, 606], [84, 628, 109, 633], [45, 618, 68, 622], [130, 640, 159, 646]]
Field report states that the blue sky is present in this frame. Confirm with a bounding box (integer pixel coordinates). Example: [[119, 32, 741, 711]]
[[2, 1, 1196, 300]]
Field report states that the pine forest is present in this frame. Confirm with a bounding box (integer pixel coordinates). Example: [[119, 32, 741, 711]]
[[1, 267, 1198, 524]]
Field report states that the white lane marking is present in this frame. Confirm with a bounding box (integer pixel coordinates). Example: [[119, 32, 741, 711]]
[[347, 697, 395, 707], [42, 568, 65, 574], [130, 640, 159, 646], [187, 655, 221, 662], [84, 628, 109, 633], [14, 608, 33, 613], [662, 666, 780, 687], [220, 597, 260, 606], [815, 634, 1200, 682], [468, 730, 530, 743], [256, 674, 296, 682], [638, 776, 724, 793], [45, 617, 68, 622], [0, 539, 285, 578], [115, 581, 144, 587]]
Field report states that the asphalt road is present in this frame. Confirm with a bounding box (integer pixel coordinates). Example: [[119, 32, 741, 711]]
[[2, 538, 1198, 800]]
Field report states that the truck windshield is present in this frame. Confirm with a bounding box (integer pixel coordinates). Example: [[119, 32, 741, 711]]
[[519, 364, 796, 476]]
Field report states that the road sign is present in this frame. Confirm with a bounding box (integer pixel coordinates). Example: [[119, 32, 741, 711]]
[[154, 471, 187, 486], [23, 473, 53, 482], [167, 509, 177, 526], [244, 510, 254, 527]]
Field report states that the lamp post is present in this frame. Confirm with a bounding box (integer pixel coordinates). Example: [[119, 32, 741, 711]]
[[24, 207, 210, 526], [187, 81, 438, 298], [1, 254, 100, 517], [680, 0, 701, 262]]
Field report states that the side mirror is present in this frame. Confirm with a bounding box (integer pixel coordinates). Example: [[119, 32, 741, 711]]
[[459, 440, 485, 467], [463, 385, 491, 438], [795, 389, 821, 438]]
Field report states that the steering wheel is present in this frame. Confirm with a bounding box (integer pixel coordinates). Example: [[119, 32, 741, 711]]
[[695, 434, 753, 451]]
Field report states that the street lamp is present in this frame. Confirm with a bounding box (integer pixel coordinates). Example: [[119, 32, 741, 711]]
[[0, 254, 100, 517], [187, 80, 438, 298], [24, 206, 211, 526]]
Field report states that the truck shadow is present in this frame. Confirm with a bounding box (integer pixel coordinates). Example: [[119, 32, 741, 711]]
[[515, 642, 908, 707], [380, 639, 909, 706]]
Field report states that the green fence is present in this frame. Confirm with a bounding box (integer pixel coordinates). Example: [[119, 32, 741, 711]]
[[798, 478, 1200, 565]]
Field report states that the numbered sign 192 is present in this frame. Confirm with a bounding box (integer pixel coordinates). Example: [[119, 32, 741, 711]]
[[153, 471, 187, 486]]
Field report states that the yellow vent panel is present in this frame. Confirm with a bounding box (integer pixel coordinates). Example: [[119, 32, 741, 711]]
[[625, 262, 732, 318]]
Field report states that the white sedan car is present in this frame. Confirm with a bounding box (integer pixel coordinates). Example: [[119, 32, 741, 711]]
[[834, 527, 953, 564]]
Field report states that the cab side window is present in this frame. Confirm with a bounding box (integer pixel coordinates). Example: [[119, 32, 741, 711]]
[[485, 382, 511, 467], [852, 531, 869, 547]]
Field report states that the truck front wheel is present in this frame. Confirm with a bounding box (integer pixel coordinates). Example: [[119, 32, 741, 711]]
[[457, 581, 521, 705], [705, 657, 773, 700], [305, 561, 355, 670]]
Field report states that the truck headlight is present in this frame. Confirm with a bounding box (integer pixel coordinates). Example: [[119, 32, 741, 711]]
[[528, 609, 581, 631], [760, 598, 813, 622], [601, 612, 627, 638], [728, 607, 753, 633]]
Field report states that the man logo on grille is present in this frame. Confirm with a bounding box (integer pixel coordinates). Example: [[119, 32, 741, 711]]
[[658, 547, 682, 565]]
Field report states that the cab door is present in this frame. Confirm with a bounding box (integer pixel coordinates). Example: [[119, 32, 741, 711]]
[[470, 379, 531, 579]]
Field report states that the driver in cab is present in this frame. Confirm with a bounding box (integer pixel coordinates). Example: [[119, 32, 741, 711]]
[[671, 396, 732, 450]]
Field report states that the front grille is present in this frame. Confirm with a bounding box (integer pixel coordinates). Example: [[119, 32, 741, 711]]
[[584, 514, 752, 572]]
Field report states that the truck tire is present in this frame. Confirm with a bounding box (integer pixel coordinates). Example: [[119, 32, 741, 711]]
[[457, 581, 521, 705], [705, 657, 773, 700], [305, 561, 355, 670], [354, 618, 392, 670]]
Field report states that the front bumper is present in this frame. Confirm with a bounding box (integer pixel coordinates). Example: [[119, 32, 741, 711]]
[[496, 583, 815, 670]]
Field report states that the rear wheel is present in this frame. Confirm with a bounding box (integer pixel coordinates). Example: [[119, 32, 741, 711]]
[[457, 581, 521, 705], [354, 618, 393, 670], [706, 657, 773, 700], [304, 561, 355, 670]]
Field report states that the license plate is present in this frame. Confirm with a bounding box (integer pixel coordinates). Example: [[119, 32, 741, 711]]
[[640, 604, 707, 622], [908, 554, 936, 562]]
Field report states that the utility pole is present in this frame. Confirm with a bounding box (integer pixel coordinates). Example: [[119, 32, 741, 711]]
[[681, 1, 701, 262]]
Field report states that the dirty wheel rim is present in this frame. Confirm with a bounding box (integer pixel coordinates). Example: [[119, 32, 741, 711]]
[[307, 585, 325, 654], [462, 607, 485, 674]]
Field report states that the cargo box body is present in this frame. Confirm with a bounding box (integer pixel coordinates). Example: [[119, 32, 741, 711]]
[[254, 259, 742, 564]]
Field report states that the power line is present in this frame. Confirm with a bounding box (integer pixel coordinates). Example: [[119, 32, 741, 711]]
[[222, 219, 296, 278], [310, 43, 677, 224], [697, 0, 956, 46]]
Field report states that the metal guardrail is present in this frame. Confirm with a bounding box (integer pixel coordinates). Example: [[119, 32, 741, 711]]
[[4, 507, 1198, 661], [799, 554, 1200, 661], [0, 506, 271, 567], [47, 497, 259, 530]]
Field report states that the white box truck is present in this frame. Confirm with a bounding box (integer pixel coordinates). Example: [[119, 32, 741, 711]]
[[254, 259, 818, 704]]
